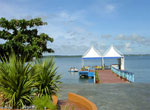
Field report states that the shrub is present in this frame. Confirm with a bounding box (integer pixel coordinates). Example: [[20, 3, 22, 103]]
[[33, 95, 57, 110], [95, 70, 100, 83], [0, 54, 61, 109], [34, 58, 61, 97], [0, 54, 36, 109]]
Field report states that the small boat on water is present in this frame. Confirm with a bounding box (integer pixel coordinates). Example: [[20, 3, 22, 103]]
[[69, 67, 78, 72]]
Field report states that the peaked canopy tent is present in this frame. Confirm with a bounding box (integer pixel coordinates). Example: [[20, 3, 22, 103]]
[[82, 46, 102, 67], [103, 46, 125, 70]]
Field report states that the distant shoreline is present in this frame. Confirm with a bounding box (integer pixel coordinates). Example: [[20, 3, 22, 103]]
[[43, 54, 150, 57]]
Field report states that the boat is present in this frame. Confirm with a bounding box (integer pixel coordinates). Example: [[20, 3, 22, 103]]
[[69, 67, 78, 72]]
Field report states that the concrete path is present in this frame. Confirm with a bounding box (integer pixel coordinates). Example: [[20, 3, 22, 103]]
[[58, 100, 88, 110], [98, 70, 128, 83], [58, 83, 150, 110]]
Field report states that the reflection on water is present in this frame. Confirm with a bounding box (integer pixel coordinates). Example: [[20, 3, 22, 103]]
[[69, 72, 78, 76], [79, 77, 94, 83]]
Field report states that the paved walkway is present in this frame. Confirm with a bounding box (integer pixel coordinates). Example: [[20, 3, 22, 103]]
[[98, 70, 128, 83], [58, 100, 88, 110], [59, 83, 150, 110]]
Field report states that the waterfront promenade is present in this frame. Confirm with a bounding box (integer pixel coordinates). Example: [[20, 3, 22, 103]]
[[98, 70, 128, 83], [59, 83, 150, 110]]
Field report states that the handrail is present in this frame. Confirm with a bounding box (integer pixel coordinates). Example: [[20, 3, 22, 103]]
[[111, 67, 134, 82]]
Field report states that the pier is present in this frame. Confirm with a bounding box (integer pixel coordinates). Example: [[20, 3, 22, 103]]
[[79, 68, 133, 84], [98, 70, 128, 83], [80, 46, 134, 84]]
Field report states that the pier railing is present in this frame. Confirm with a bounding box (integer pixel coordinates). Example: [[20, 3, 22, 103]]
[[111, 67, 134, 82]]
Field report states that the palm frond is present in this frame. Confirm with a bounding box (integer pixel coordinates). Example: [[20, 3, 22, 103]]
[[35, 57, 61, 97], [0, 53, 36, 109]]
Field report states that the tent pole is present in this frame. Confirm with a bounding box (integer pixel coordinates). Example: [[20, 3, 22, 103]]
[[82, 59, 84, 67], [101, 57, 104, 69], [121, 57, 125, 70]]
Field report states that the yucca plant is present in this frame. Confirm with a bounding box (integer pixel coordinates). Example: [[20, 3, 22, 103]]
[[35, 58, 61, 98], [0, 54, 36, 109]]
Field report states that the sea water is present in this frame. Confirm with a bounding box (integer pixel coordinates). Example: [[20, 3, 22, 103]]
[[42, 55, 150, 84]]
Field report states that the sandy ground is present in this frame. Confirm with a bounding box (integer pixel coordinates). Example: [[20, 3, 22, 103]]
[[58, 83, 150, 110]]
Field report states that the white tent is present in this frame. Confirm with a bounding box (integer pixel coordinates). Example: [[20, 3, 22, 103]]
[[103, 45, 125, 70], [103, 45, 123, 58], [82, 46, 102, 59], [82, 46, 102, 67]]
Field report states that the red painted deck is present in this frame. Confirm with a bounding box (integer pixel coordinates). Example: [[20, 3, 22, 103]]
[[98, 70, 128, 83]]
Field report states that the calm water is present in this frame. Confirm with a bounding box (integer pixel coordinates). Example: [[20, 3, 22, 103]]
[[43, 55, 150, 84]]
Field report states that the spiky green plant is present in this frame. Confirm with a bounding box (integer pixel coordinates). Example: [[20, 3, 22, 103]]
[[35, 58, 61, 97], [0, 54, 36, 109]]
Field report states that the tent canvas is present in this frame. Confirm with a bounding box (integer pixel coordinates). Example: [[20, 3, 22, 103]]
[[103, 45, 123, 58], [82, 46, 102, 59], [81, 45, 125, 70], [103, 45, 125, 70], [82, 46, 102, 67]]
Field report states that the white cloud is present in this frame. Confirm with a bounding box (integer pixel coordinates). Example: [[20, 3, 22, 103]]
[[105, 4, 116, 13], [116, 34, 125, 39], [101, 34, 112, 39], [1, 0, 149, 54], [0, 1, 42, 18], [115, 34, 150, 46], [89, 1, 117, 16], [124, 42, 132, 52], [0, 0, 94, 55]]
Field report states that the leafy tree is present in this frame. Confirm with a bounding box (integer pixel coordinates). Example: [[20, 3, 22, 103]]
[[0, 17, 54, 61]]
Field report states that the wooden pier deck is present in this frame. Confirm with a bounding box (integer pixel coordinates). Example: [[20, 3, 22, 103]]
[[98, 70, 128, 83]]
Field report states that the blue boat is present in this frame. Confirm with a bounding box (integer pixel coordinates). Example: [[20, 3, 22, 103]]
[[79, 71, 95, 78]]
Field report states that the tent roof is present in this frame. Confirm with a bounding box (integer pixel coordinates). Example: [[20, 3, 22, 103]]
[[82, 46, 102, 59], [103, 45, 124, 58]]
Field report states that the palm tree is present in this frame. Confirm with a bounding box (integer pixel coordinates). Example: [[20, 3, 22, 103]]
[[0, 54, 36, 109], [35, 58, 61, 98]]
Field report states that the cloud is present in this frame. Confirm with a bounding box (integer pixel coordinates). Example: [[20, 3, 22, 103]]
[[101, 34, 112, 39], [0, 0, 94, 55], [46, 25, 110, 55], [1, 0, 149, 54], [124, 42, 132, 52], [115, 34, 125, 39], [89, 1, 117, 16], [115, 34, 150, 46], [105, 4, 116, 13], [0, 1, 45, 19]]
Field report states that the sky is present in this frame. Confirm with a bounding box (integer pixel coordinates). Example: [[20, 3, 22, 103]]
[[0, 0, 150, 55]]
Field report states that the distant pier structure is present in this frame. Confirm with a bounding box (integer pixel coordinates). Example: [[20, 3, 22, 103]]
[[79, 45, 134, 83]]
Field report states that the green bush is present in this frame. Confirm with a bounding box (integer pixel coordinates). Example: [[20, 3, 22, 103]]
[[33, 95, 57, 110], [0, 54, 36, 109], [34, 58, 61, 97], [95, 70, 100, 83], [0, 54, 61, 109]]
